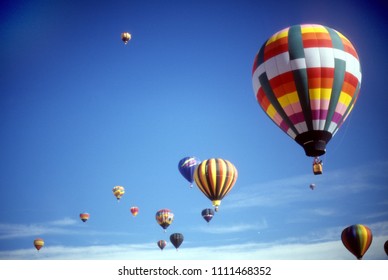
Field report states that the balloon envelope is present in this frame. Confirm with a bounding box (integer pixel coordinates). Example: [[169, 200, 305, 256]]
[[130, 206, 139, 216], [252, 24, 361, 157], [155, 209, 174, 231], [201, 208, 214, 223], [157, 240, 167, 250], [121, 32, 131, 44], [170, 233, 184, 250], [384, 240, 388, 256], [34, 238, 44, 251], [178, 156, 200, 187], [341, 224, 372, 259], [194, 158, 238, 211], [112, 186, 125, 200], [79, 213, 90, 222]]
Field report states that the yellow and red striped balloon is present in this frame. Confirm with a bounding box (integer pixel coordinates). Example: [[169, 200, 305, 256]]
[[341, 224, 373, 259], [194, 158, 238, 211]]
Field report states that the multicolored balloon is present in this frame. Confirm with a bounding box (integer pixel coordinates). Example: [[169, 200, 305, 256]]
[[170, 233, 184, 250], [155, 209, 174, 232], [157, 240, 167, 251], [121, 32, 131, 44], [341, 224, 373, 260], [130, 206, 139, 217], [201, 208, 214, 223], [252, 24, 361, 158], [79, 213, 90, 222], [178, 156, 200, 188], [34, 238, 44, 251], [112, 186, 125, 201], [194, 158, 238, 211]]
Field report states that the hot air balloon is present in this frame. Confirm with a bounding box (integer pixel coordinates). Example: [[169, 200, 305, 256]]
[[112, 185, 125, 201], [178, 156, 200, 188], [201, 208, 214, 223], [121, 32, 131, 44], [252, 24, 361, 173], [155, 209, 174, 232], [309, 183, 316, 190], [157, 240, 167, 251], [170, 233, 184, 251], [194, 158, 238, 212], [384, 240, 388, 256], [79, 212, 90, 222], [341, 224, 373, 260], [34, 238, 44, 251], [130, 206, 139, 217]]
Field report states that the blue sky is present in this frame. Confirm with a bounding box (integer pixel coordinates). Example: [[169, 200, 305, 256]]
[[0, 0, 387, 260]]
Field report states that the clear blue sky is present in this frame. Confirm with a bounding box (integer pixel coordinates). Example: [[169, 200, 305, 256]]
[[1, 0, 387, 260]]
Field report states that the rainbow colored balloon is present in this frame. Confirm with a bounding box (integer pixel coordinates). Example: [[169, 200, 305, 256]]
[[252, 24, 361, 157], [341, 224, 373, 260]]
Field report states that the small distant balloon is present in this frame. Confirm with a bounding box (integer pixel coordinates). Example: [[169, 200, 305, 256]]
[[121, 32, 131, 44], [112, 186, 125, 201], [309, 183, 316, 190], [341, 224, 373, 260], [157, 240, 167, 251], [34, 238, 44, 251], [155, 209, 174, 232], [79, 213, 90, 222], [130, 206, 139, 217], [170, 233, 184, 250], [201, 208, 214, 223]]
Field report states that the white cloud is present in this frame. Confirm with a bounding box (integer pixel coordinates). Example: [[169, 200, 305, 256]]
[[225, 159, 388, 210], [1, 235, 387, 260], [195, 223, 267, 234], [1, 221, 387, 260]]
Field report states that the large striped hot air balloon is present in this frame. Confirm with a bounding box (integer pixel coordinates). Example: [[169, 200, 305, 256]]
[[193, 158, 238, 212], [341, 224, 373, 260], [252, 24, 361, 162]]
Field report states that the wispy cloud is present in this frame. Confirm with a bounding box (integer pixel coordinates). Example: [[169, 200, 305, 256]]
[[1, 234, 387, 260], [225, 159, 388, 210], [1, 221, 387, 260], [0, 218, 129, 240], [195, 222, 267, 234]]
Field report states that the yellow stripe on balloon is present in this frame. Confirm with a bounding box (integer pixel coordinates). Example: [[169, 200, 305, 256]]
[[266, 29, 289, 45], [338, 92, 352, 106], [301, 25, 328, 34], [278, 91, 299, 107], [266, 104, 277, 118]]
